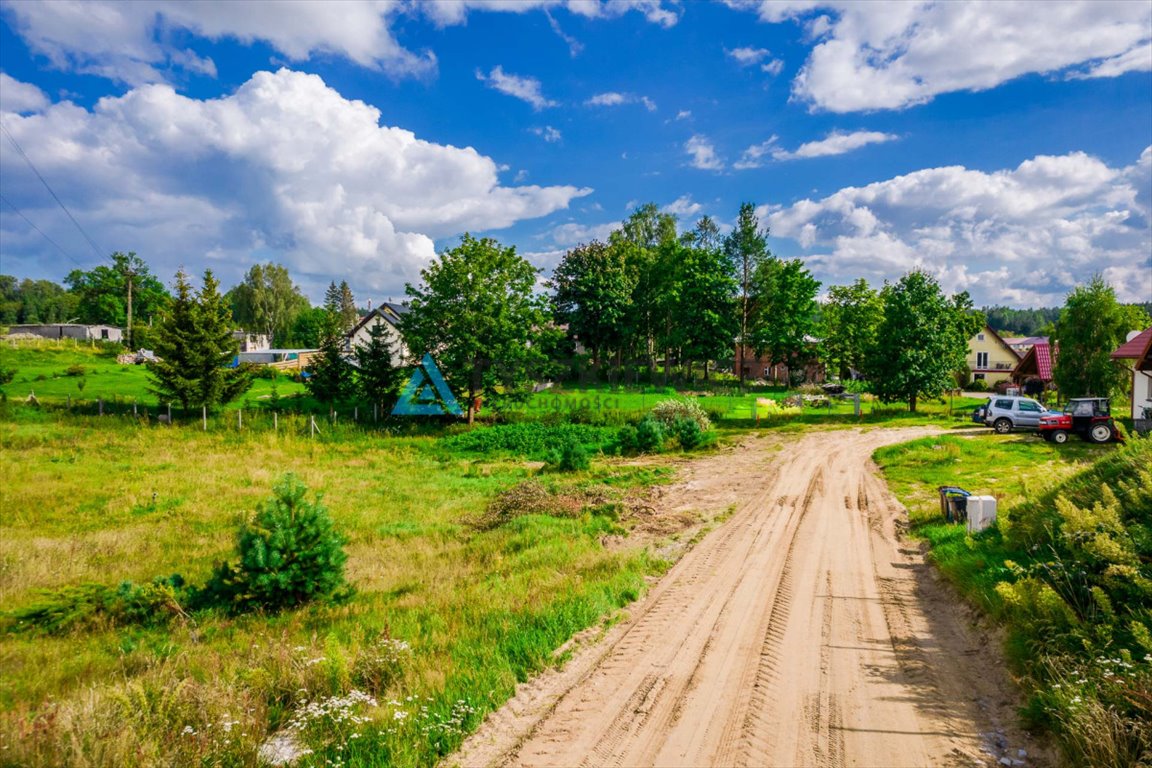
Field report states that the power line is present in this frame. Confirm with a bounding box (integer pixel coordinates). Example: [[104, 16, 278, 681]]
[[0, 192, 86, 270], [1, 121, 106, 261]]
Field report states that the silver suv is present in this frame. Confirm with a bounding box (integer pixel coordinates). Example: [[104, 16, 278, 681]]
[[983, 396, 1049, 433]]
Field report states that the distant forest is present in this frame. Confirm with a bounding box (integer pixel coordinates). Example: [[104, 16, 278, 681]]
[[982, 303, 1152, 336]]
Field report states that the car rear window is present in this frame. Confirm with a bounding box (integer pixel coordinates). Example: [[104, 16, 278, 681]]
[[995, 399, 1013, 409]]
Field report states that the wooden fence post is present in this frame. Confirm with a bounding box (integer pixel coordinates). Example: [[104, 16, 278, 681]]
[[98, 398, 103, 416], [238, 409, 242, 430], [274, 412, 278, 431], [203, 405, 207, 431]]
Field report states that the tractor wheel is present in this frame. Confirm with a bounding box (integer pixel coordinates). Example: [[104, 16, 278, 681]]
[[993, 418, 1012, 434], [1051, 429, 1069, 444], [1089, 423, 1114, 444]]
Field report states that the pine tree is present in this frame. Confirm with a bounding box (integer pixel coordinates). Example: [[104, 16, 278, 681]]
[[305, 311, 354, 407], [338, 281, 358, 332], [323, 281, 341, 313], [148, 270, 199, 410], [148, 270, 251, 412], [355, 320, 400, 407]]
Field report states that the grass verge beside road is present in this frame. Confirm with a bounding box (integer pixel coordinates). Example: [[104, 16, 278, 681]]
[[876, 432, 1152, 767]]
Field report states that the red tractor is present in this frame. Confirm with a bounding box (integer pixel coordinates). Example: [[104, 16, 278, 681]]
[[1038, 397, 1123, 444]]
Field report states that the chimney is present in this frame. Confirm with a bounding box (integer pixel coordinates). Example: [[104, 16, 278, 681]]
[[367, 299, 372, 311]]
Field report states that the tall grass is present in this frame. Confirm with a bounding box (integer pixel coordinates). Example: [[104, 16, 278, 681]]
[[876, 433, 1152, 767], [0, 409, 669, 767]]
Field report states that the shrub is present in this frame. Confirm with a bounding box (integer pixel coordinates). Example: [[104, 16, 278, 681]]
[[650, 398, 712, 431], [200, 474, 349, 612], [64, 364, 86, 377], [635, 416, 666, 453], [548, 437, 590, 472], [615, 425, 639, 455], [441, 423, 613, 457], [968, 379, 989, 392], [4, 575, 187, 635], [672, 416, 704, 450]]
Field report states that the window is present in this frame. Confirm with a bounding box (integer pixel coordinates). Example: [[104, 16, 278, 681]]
[[764, 366, 771, 377], [995, 399, 1013, 409], [101, 329, 109, 339], [976, 352, 989, 368], [1019, 401, 1041, 412], [977, 333, 985, 341], [974, 373, 985, 381]]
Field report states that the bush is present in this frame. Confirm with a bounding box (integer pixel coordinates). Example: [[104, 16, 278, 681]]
[[650, 398, 712, 431], [615, 425, 639, 455], [548, 437, 590, 472], [64, 364, 86, 377], [968, 379, 989, 392], [672, 416, 704, 449], [441, 423, 613, 457], [635, 416, 666, 453], [200, 474, 349, 612], [4, 576, 187, 635]]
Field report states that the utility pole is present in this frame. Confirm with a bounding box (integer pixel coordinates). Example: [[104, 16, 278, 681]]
[[125, 266, 135, 350]]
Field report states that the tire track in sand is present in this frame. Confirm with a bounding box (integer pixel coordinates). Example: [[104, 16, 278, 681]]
[[450, 427, 1045, 768]]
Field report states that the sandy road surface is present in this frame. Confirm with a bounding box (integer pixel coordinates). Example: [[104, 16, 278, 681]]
[[453, 428, 1043, 768]]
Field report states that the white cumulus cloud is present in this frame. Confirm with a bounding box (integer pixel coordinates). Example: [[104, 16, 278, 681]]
[[477, 66, 558, 109], [760, 148, 1152, 306], [685, 135, 724, 170], [731, 0, 1152, 112], [0, 69, 590, 299], [735, 130, 896, 168], [662, 195, 703, 217], [0, 73, 49, 113]]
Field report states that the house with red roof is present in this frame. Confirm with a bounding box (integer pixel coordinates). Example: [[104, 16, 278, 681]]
[[1111, 327, 1152, 422], [1012, 339, 1055, 394]]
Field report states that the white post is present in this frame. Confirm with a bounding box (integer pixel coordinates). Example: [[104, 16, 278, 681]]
[[354, 406, 358, 422], [168, 403, 172, 422], [238, 410, 242, 429], [274, 412, 278, 430], [203, 405, 207, 431], [99, 398, 103, 416], [133, 401, 138, 416], [310, 415, 317, 437]]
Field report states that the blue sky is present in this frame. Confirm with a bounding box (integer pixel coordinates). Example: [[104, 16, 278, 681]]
[[1, 0, 1150, 308]]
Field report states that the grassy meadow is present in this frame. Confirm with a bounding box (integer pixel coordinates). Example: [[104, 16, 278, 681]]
[[0, 405, 686, 767], [0, 338, 992, 767], [876, 433, 1152, 766]]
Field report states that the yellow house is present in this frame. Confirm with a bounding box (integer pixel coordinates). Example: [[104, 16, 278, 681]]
[[967, 325, 1021, 386]]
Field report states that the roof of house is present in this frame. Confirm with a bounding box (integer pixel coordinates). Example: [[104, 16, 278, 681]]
[[1014, 341, 1054, 380], [1111, 327, 1152, 361], [1003, 335, 1047, 347], [348, 302, 409, 337]]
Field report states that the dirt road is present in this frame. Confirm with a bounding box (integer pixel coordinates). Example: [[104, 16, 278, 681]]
[[453, 428, 1042, 768]]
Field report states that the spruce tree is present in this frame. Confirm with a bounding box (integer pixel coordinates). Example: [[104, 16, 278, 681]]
[[148, 270, 199, 410], [338, 280, 358, 332], [305, 310, 354, 407], [148, 269, 251, 412], [355, 320, 400, 407], [323, 281, 341, 313]]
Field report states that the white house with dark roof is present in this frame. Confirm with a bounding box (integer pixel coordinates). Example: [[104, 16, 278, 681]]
[[346, 302, 409, 368]]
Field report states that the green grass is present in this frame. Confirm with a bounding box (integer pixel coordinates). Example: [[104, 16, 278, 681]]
[[0, 337, 307, 411], [875, 433, 1152, 767], [0, 409, 678, 767]]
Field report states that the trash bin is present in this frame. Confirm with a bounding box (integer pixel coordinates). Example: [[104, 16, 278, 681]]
[[937, 486, 970, 524]]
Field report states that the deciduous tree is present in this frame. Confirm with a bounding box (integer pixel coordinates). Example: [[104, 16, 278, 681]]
[[1052, 276, 1139, 398], [750, 257, 820, 383], [401, 234, 552, 425], [820, 279, 884, 380], [551, 240, 635, 369], [227, 263, 310, 346], [865, 270, 977, 412], [65, 252, 168, 331]]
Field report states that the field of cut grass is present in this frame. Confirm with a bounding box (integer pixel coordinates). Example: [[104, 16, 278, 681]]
[[0, 337, 306, 411], [0, 408, 679, 767]]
